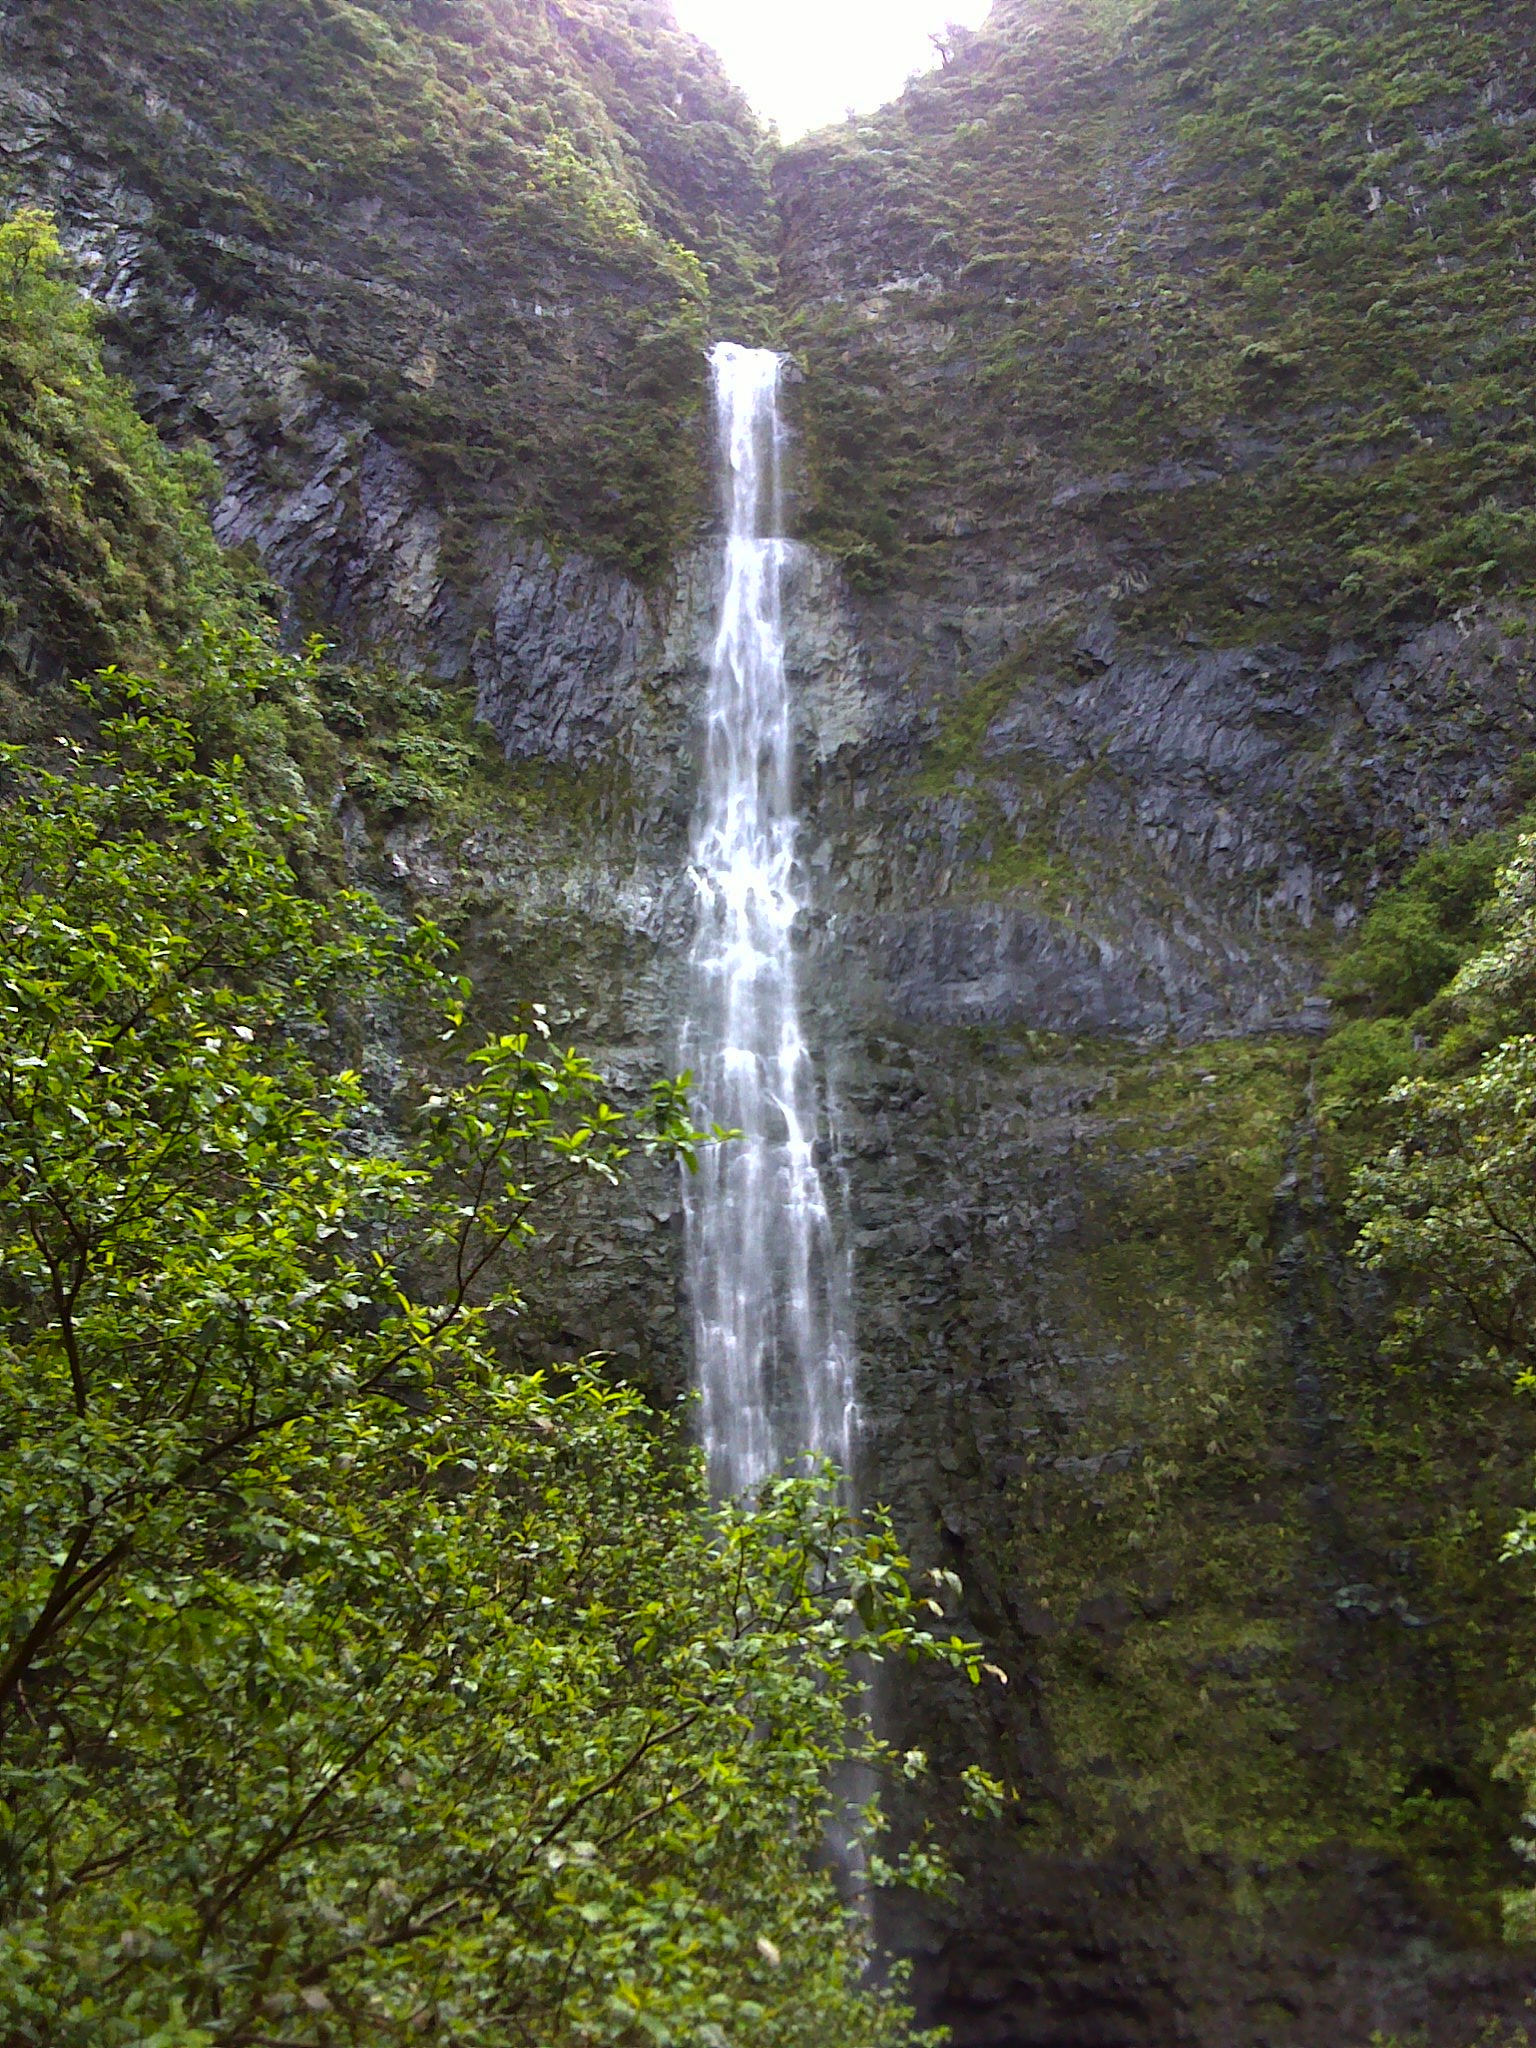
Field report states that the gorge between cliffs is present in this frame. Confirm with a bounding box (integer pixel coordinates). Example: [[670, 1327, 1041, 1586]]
[[7, 1, 1536, 2044]]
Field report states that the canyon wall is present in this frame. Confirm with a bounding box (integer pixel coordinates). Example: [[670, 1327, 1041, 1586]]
[[7, 1, 1536, 2039]]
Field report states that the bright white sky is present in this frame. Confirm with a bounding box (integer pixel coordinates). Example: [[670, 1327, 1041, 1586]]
[[669, 0, 995, 140]]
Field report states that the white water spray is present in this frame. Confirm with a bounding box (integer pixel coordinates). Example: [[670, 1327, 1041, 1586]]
[[683, 343, 856, 1498]]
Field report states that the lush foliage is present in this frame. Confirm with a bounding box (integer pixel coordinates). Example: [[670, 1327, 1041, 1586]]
[[0, 210, 244, 706], [1313, 825, 1518, 1139], [1348, 832, 1536, 1373], [0, 695, 982, 2045], [1328, 825, 1536, 1939]]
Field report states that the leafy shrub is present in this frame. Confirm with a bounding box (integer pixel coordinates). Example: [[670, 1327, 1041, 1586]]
[[1341, 832, 1536, 1939], [1327, 833, 1513, 1019], [0, 686, 980, 2046]]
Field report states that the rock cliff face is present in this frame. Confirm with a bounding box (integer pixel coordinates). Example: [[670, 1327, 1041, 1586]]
[[8, 0, 1536, 2039], [0, 0, 775, 594], [772, 3, 1536, 2035], [789, 594, 1536, 2044]]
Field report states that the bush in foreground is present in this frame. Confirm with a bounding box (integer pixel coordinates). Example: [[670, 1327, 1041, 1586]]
[[0, 694, 980, 2046]]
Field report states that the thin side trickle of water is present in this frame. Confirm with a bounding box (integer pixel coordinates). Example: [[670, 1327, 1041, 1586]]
[[683, 342, 857, 1499]]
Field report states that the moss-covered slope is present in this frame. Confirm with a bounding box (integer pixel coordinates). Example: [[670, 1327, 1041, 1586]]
[[0, 208, 258, 722], [781, 0, 1536, 642]]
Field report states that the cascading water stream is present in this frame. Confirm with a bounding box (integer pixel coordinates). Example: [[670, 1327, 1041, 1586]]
[[683, 343, 857, 1499]]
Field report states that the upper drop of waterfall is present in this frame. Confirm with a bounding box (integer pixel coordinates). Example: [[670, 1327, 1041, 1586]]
[[683, 343, 857, 1498]]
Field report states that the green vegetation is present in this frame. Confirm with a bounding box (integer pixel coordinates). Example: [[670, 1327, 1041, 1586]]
[[1315, 824, 1521, 1140], [1328, 835, 1515, 1021], [315, 658, 489, 819], [1331, 825, 1536, 1940], [965, 1000, 1536, 1936], [905, 824, 1536, 1938], [0, 692, 987, 2046], [1021, 807, 1536, 1937], [1352, 863, 1536, 1381], [0, 211, 249, 719], [1010, 1037, 1321, 1859]]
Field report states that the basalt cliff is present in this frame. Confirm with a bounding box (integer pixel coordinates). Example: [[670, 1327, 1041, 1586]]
[[6, 1, 1536, 2040]]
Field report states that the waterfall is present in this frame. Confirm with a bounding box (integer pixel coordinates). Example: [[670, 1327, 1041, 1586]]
[[683, 343, 856, 1498]]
